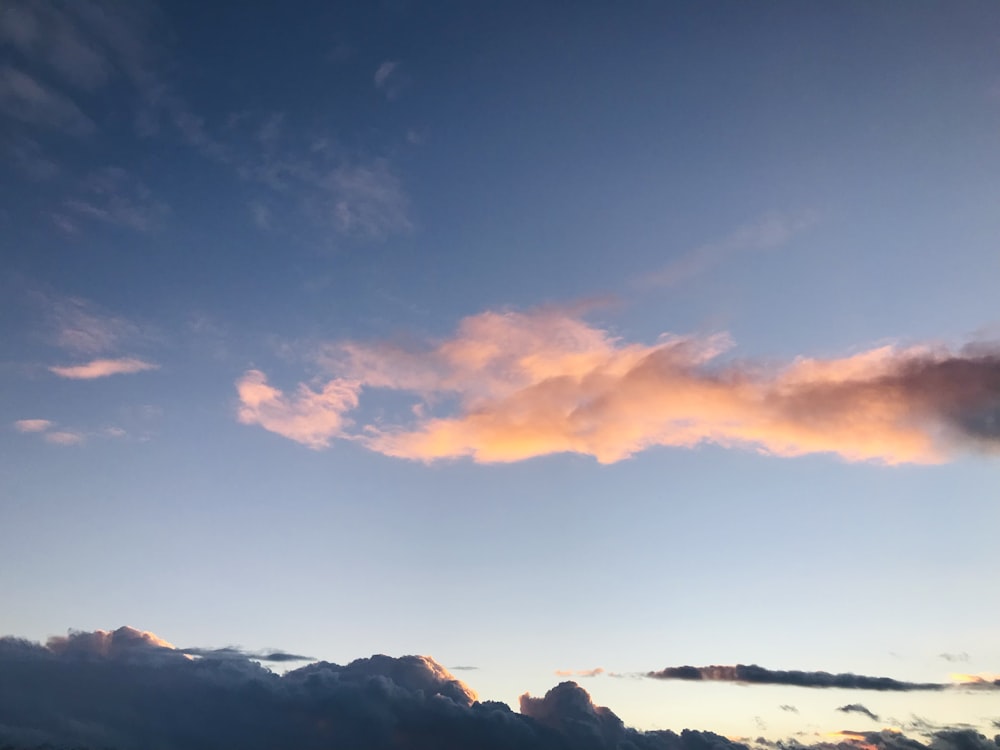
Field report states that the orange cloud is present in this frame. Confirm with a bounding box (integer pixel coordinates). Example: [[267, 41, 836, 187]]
[[236, 309, 1000, 464], [49, 357, 159, 379]]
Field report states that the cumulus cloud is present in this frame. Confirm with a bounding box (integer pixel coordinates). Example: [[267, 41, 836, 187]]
[[236, 308, 1000, 464], [1, 627, 997, 750], [49, 356, 159, 379], [838, 705, 881, 722], [13, 419, 52, 433], [648, 665, 946, 692]]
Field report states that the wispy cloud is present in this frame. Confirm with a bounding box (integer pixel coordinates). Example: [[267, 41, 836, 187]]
[[554, 667, 605, 678], [236, 308, 1000, 465], [939, 653, 970, 663], [328, 159, 412, 239], [0, 65, 95, 135], [13, 418, 53, 433], [34, 292, 152, 356], [65, 166, 168, 231], [49, 357, 159, 379], [374, 60, 405, 99], [43, 429, 85, 445], [640, 211, 819, 288]]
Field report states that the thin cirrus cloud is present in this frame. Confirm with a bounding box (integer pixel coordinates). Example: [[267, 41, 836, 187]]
[[49, 356, 159, 379], [647, 664, 1000, 692], [235, 307, 1000, 465]]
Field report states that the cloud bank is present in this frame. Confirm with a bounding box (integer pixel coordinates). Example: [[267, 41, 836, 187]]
[[1, 627, 998, 750], [236, 308, 1000, 464]]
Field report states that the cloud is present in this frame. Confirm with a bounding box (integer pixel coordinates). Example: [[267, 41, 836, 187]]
[[781, 705, 800, 713], [328, 159, 412, 239], [49, 357, 159, 379], [0, 65, 95, 135], [641, 211, 819, 288], [36, 292, 150, 355], [235, 369, 360, 449], [178, 646, 313, 663], [0, 627, 997, 750], [237, 308, 1000, 465], [13, 419, 52, 433], [554, 667, 606, 678], [839, 705, 881, 722], [64, 166, 169, 231], [374, 60, 398, 88], [43, 429, 85, 445], [648, 665, 946, 691]]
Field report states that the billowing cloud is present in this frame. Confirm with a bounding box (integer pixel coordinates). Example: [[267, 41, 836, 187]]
[[49, 356, 159, 379], [236, 308, 1000, 465], [839, 704, 881, 722], [13, 419, 53, 433], [648, 665, 946, 691], [1, 627, 997, 750]]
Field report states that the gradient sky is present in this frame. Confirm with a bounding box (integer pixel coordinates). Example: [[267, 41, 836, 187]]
[[2, 0, 999, 742]]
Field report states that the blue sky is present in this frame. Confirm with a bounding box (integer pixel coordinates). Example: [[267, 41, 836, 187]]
[[2, 1, 1000, 744]]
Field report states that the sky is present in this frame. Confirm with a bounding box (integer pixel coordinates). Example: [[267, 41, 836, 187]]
[[1, 1, 1000, 747]]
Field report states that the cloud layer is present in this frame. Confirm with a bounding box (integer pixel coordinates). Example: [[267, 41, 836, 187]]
[[236, 309, 1000, 464], [1, 627, 998, 750]]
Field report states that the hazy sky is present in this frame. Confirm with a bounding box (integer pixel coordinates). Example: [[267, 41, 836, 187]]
[[2, 1, 999, 744]]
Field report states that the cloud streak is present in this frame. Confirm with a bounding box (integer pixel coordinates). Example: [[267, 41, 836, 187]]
[[49, 356, 159, 379], [647, 665, 1000, 692], [236, 308, 1000, 465]]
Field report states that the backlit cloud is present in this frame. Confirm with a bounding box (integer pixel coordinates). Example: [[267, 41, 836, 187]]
[[50, 356, 159, 379], [236, 308, 1000, 465]]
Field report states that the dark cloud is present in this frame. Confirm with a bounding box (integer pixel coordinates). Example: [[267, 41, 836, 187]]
[[780, 706, 800, 714], [648, 665, 945, 691], [838, 704, 880, 722], [0, 628, 996, 750]]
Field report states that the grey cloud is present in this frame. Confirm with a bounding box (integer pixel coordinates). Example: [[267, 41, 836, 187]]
[[780, 706, 799, 714], [838, 704, 880, 722], [648, 665, 946, 691]]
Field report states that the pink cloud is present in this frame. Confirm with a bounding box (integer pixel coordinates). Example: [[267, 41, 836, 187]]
[[235, 370, 360, 449], [49, 357, 159, 379], [14, 418, 53, 433], [236, 309, 1000, 465], [44, 430, 85, 445]]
